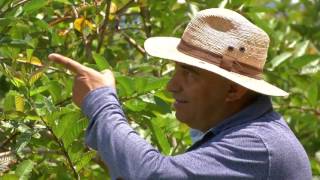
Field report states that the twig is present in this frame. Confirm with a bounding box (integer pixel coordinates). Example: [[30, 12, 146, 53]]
[[49, 16, 73, 27], [92, 154, 109, 172], [0, 132, 20, 150], [116, 0, 136, 15], [27, 97, 80, 180], [139, 3, 151, 37], [274, 105, 320, 117], [117, 27, 143, 31], [20, 147, 63, 155], [121, 32, 146, 55], [96, 0, 112, 53], [55, 97, 72, 107]]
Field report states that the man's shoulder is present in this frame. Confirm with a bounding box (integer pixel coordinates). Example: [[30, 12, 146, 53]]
[[212, 112, 311, 179], [218, 111, 302, 155]]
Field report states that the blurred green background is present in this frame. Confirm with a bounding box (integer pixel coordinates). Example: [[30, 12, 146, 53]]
[[0, 0, 319, 179]]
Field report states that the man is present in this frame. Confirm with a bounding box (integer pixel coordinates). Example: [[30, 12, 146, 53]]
[[48, 8, 311, 179]]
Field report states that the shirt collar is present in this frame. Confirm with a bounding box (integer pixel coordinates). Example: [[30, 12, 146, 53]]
[[190, 95, 273, 143]]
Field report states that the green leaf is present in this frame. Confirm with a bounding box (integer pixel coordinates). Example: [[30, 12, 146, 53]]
[[15, 94, 25, 112], [15, 132, 33, 157], [3, 91, 21, 112], [301, 59, 320, 75], [0, 174, 19, 180], [149, 118, 171, 155], [124, 98, 147, 112], [53, 0, 72, 5], [307, 82, 318, 107], [26, 49, 34, 62], [15, 160, 34, 180], [117, 76, 135, 97], [92, 52, 111, 71], [75, 151, 96, 172], [30, 85, 49, 96], [23, 0, 49, 14], [53, 111, 81, 138], [11, 77, 26, 88], [48, 81, 62, 103], [61, 117, 88, 148], [293, 40, 309, 58], [3, 92, 16, 112], [29, 70, 44, 85], [143, 77, 169, 93], [291, 55, 320, 68], [269, 52, 292, 70]]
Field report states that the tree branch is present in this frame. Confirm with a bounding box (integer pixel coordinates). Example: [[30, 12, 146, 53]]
[[121, 32, 146, 55], [96, 0, 112, 53], [116, 0, 136, 16], [48, 16, 73, 27], [139, 3, 151, 37]]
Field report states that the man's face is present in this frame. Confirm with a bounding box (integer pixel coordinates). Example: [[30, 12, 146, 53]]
[[167, 63, 231, 131]]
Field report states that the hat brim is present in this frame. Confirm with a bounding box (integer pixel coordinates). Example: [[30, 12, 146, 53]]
[[144, 37, 289, 97]]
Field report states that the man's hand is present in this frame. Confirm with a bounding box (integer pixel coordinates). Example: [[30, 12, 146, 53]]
[[48, 53, 115, 107]]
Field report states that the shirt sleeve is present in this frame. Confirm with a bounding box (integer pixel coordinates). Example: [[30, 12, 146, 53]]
[[82, 87, 269, 180]]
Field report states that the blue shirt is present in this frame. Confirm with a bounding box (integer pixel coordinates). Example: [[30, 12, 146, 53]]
[[83, 87, 312, 180]]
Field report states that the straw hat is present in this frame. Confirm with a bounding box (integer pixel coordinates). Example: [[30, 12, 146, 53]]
[[144, 8, 289, 96]]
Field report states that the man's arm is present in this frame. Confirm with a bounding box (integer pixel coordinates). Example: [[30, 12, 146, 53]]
[[83, 87, 269, 180]]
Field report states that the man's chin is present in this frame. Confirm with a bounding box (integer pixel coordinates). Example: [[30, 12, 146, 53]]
[[175, 112, 191, 125]]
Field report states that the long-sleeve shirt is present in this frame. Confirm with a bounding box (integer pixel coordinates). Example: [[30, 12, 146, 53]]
[[83, 87, 312, 180]]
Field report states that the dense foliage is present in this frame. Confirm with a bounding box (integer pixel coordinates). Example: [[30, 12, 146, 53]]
[[0, 0, 319, 179]]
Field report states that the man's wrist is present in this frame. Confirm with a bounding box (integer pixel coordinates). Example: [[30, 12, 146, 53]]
[[81, 86, 119, 119]]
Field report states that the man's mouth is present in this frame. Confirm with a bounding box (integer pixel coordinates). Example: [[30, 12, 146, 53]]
[[175, 99, 188, 103], [173, 99, 188, 109]]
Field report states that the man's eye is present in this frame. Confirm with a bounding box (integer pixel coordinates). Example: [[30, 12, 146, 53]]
[[182, 69, 191, 75]]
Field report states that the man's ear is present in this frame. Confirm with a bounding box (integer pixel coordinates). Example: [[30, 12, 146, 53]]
[[225, 83, 248, 102]]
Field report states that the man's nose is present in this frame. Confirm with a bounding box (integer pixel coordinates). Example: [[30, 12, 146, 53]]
[[166, 73, 182, 93]]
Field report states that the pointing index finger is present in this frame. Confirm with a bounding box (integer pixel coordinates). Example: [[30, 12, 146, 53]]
[[48, 53, 87, 74]]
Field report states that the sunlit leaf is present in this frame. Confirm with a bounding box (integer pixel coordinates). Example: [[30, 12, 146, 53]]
[[92, 52, 111, 71], [29, 71, 43, 86], [61, 117, 88, 148], [23, 0, 49, 14], [291, 55, 320, 68], [109, 2, 118, 20], [15, 94, 24, 112], [16, 57, 42, 67], [293, 40, 309, 58], [149, 118, 171, 155], [269, 52, 292, 70], [73, 17, 95, 33], [307, 82, 318, 107], [15, 160, 34, 180], [75, 151, 96, 172], [29, 85, 49, 96], [11, 77, 25, 88]]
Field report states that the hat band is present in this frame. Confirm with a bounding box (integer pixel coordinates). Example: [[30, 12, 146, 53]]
[[177, 39, 262, 80]]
